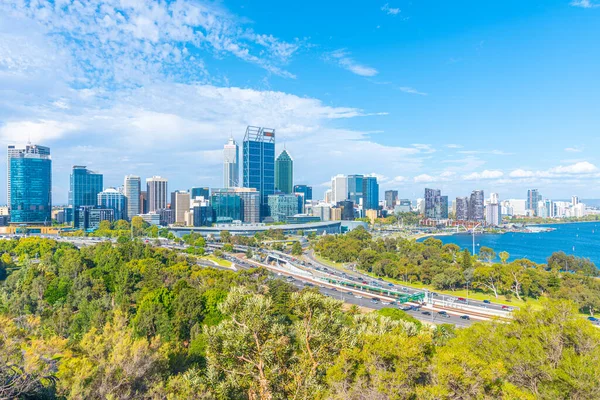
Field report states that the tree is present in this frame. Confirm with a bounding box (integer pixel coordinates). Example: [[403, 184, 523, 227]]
[[473, 264, 502, 298], [461, 249, 473, 270], [499, 251, 510, 264], [205, 287, 292, 399], [220, 230, 232, 244], [98, 220, 112, 231], [478, 246, 496, 263], [131, 216, 145, 236], [291, 241, 302, 256]]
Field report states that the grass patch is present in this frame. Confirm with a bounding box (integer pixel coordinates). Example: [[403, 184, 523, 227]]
[[200, 255, 233, 268]]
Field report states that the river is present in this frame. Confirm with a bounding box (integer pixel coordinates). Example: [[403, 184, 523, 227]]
[[422, 222, 600, 265]]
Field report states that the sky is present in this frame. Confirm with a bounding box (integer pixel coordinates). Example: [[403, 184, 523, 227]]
[[1, 0, 599, 204]]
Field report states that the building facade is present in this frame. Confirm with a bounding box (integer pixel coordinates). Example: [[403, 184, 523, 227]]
[[293, 185, 313, 201], [385, 190, 398, 209], [362, 176, 379, 210], [337, 200, 355, 221], [527, 189, 542, 216], [69, 166, 103, 227], [485, 203, 502, 226], [223, 137, 239, 188], [275, 149, 293, 194], [171, 191, 190, 224], [424, 188, 448, 220], [243, 126, 275, 219], [124, 175, 141, 221], [469, 190, 485, 222], [98, 188, 127, 221], [347, 175, 364, 206], [9, 144, 52, 224], [211, 190, 243, 223], [455, 197, 469, 221], [191, 187, 210, 200], [146, 176, 168, 213], [77, 206, 114, 230], [331, 175, 348, 204], [268, 193, 298, 222]]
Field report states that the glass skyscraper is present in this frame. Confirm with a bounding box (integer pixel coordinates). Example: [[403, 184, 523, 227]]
[[190, 187, 210, 199], [275, 149, 293, 194], [243, 126, 275, 219], [124, 175, 141, 221], [69, 166, 103, 226], [9, 144, 52, 224], [98, 188, 127, 221], [362, 176, 379, 210], [293, 185, 313, 201], [347, 175, 364, 206], [211, 190, 243, 222]]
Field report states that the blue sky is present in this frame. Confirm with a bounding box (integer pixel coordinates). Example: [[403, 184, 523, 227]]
[[1, 0, 599, 204]]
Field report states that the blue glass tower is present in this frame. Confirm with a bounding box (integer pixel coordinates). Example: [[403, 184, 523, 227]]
[[9, 144, 52, 225], [69, 166, 103, 226], [347, 175, 364, 206], [362, 176, 379, 210], [243, 126, 275, 219], [98, 188, 127, 221]]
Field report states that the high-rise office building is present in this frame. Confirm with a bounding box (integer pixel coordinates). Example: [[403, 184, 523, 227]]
[[347, 175, 364, 206], [98, 188, 127, 221], [211, 190, 243, 223], [385, 190, 398, 209], [485, 203, 502, 226], [140, 191, 148, 214], [527, 189, 542, 216], [294, 185, 313, 201], [362, 176, 379, 210], [337, 200, 355, 221], [331, 175, 348, 203], [394, 199, 412, 213], [275, 149, 293, 194], [77, 206, 114, 230], [223, 137, 239, 188], [211, 187, 260, 223], [124, 175, 141, 221], [7, 144, 50, 208], [469, 190, 485, 222], [171, 191, 190, 224], [571, 196, 580, 206], [268, 193, 298, 222], [9, 144, 52, 224], [69, 166, 103, 227], [146, 176, 168, 212], [424, 188, 448, 220], [455, 197, 469, 221], [243, 126, 275, 219], [190, 187, 210, 200]]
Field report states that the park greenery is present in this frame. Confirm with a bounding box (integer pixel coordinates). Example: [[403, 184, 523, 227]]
[[314, 227, 600, 316], [1, 236, 600, 399]]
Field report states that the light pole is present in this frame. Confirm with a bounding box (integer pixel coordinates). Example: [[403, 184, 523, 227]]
[[471, 223, 481, 256]]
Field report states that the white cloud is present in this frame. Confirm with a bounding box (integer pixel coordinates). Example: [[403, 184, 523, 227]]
[[549, 161, 598, 174], [0, 120, 78, 143], [399, 86, 427, 96], [508, 162, 599, 179], [445, 144, 463, 149], [570, 0, 599, 8], [564, 146, 583, 153], [414, 174, 436, 183], [381, 3, 401, 15], [463, 170, 504, 180], [327, 49, 378, 77]]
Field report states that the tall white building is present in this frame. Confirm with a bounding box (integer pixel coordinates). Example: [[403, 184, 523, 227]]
[[331, 175, 347, 204], [485, 203, 501, 226], [171, 191, 190, 224], [416, 198, 425, 214], [489, 193, 499, 204], [146, 176, 168, 213], [124, 175, 141, 221], [223, 137, 239, 188], [572, 196, 580, 206]]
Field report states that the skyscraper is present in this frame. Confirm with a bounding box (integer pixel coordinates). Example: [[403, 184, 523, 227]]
[[9, 144, 52, 224], [171, 191, 190, 224], [268, 193, 298, 222], [98, 188, 127, 221], [347, 175, 364, 206], [527, 189, 542, 216], [124, 175, 141, 221], [275, 149, 293, 194], [146, 176, 168, 212], [243, 126, 275, 219], [424, 188, 448, 220], [69, 166, 103, 227], [331, 175, 348, 203], [469, 190, 485, 222], [455, 197, 469, 221], [294, 185, 313, 201], [190, 187, 210, 200], [7, 144, 51, 209], [384, 190, 398, 209], [362, 176, 379, 210], [223, 137, 239, 187]]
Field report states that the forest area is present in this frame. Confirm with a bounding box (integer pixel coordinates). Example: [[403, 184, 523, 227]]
[[0, 236, 599, 399]]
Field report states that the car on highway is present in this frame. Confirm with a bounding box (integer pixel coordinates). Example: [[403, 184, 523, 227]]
[[354, 295, 363, 299], [588, 316, 599, 322], [388, 283, 394, 287], [483, 300, 491, 304], [437, 311, 449, 318], [421, 311, 432, 316], [501, 305, 513, 311], [457, 297, 467, 302], [381, 301, 390, 305], [460, 315, 471, 320]]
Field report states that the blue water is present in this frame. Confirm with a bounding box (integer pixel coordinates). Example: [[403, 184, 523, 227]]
[[423, 222, 600, 266]]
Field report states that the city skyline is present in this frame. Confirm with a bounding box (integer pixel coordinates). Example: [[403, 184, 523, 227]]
[[1, 1, 600, 202]]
